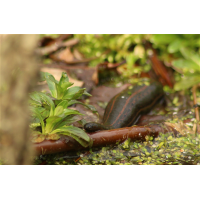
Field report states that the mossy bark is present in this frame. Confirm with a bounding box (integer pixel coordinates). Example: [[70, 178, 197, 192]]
[[0, 34, 39, 164]]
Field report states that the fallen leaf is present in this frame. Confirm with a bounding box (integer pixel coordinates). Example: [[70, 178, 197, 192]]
[[40, 67, 83, 87], [36, 38, 79, 55], [46, 134, 60, 140], [52, 47, 75, 62], [164, 121, 194, 135], [31, 135, 46, 143], [73, 48, 85, 60]]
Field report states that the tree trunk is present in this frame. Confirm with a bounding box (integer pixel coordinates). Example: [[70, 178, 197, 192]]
[[0, 34, 39, 164]]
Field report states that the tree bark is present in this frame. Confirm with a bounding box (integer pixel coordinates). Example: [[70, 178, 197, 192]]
[[0, 34, 39, 164]]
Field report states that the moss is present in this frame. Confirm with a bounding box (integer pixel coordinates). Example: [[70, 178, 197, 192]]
[[74, 132, 200, 165]]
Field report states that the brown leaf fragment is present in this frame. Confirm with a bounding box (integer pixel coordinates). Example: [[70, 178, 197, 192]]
[[144, 41, 174, 88], [38, 34, 72, 48], [73, 48, 85, 60], [50, 47, 96, 64], [53, 47, 75, 62], [164, 122, 194, 135], [38, 36, 56, 47], [56, 34, 73, 42], [36, 38, 79, 55], [92, 67, 99, 85], [46, 134, 60, 141], [62, 38, 79, 47], [40, 67, 83, 87], [32, 135, 46, 143]]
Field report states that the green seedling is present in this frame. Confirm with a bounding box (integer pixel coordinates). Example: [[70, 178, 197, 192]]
[[29, 72, 97, 147]]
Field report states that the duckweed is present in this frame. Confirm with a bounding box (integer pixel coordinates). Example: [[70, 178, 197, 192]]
[[34, 131, 200, 165]]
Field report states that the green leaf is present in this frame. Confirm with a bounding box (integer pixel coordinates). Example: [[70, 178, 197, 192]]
[[29, 92, 42, 104], [38, 92, 54, 107], [63, 115, 83, 125], [158, 142, 164, 149], [59, 126, 90, 141], [59, 72, 74, 89], [35, 107, 49, 119], [54, 106, 64, 116], [180, 47, 200, 67], [151, 34, 179, 45], [56, 100, 69, 109], [45, 116, 63, 134], [48, 74, 59, 84], [63, 86, 85, 100], [61, 131, 91, 147], [62, 82, 74, 90], [50, 115, 82, 131], [83, 90, 92, 97], [59, 72, 69, 83], [38, 92, 55, 116], [62, 108, 83, 117], [126, 53, 136, 68], [72, 88, 86, 99], [46, 76, 57, 98], [167, 39, 182, 53], [39, 71, 52, 82], [172, 59, 200, 72], [174, 74, 200, 91], [30, 115, 40, 124], [29, 99, 41, 107], [30, 107, 45, 134], [67, 100, 98, 115], [53, 126, 91, 147], [55, 82, 64, 99]]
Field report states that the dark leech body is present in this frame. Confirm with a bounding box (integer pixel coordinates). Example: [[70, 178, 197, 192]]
[[84, 81, 164, 132]]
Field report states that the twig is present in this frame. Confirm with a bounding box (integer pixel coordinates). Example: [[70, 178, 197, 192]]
[[192, 84, 200, 134], [33, 124, 177, 156]]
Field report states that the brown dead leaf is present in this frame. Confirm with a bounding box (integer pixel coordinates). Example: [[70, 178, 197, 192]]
[[50, 46, 95, 64], [51, 47, 75, 63], [36, 37, 79, 55], [73, 48, 85, 60], [62, 38, 79, 47], [56, 34, 73, 42], [46, 134, 60, 140], [40, 67, 83, 87], [144, 41, 174, 88], [164, 121, 194, 135], [38, 36, 56, 47], [92, 68, 98, 85], [38, 34, 72, 48], [31, 135, 46, 143]]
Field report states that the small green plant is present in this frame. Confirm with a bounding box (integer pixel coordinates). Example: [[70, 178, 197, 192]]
[[150, 34, 200, 91], [74, 34, 200, 91], [29, 72, 97, 147]]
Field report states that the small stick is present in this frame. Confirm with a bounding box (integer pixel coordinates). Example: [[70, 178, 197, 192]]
[[33, 124, 177, 156], [192, 84, 200, 134]]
